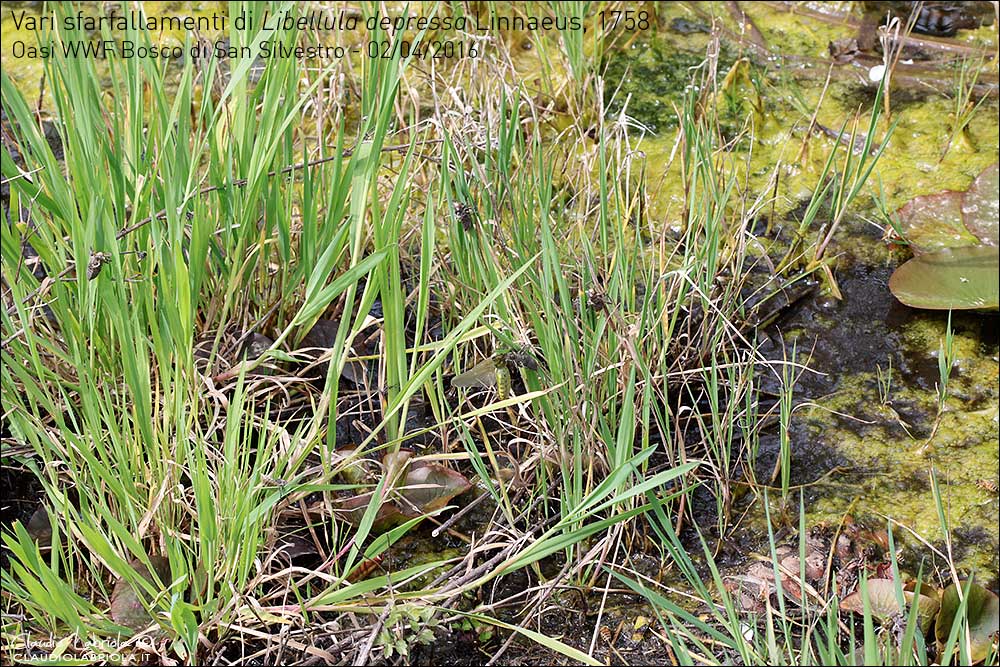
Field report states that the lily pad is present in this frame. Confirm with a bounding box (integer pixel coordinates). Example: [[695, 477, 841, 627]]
[[840, 578, 940, 633], [110, 555, 171, 630], [897, 190, 979, 254], [889, 163, 999, 310], [888, 246, 1000, 310], [935, 581, 1000, 663], [961, 163, 999, 246], [895, 163, 999, 253]]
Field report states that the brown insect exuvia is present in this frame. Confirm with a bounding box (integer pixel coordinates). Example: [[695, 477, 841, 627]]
[[87, 252, 111, 280]]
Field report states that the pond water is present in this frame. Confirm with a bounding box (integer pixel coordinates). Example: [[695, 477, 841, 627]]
[[596, 2, 999, 581]]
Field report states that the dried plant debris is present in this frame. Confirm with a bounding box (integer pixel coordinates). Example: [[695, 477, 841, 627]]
[[727, 519, 891, 613]]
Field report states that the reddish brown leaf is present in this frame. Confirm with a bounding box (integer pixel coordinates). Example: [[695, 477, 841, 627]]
[[110, 556, 171, 630]]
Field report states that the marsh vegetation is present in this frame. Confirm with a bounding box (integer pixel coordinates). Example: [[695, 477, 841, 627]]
[[1, 2, 998, 665]]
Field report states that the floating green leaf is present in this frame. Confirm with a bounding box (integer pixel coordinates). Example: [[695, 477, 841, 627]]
[[889, 246, 999, 310], [897, 190, 978, 254], [936, 581, 1000, 663], [895, 163, 999, 253], [961, 163, 999, 246], [890, 163, 999, 311]]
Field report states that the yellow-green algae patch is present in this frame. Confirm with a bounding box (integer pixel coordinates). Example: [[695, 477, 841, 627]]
[[613, 65, 998, 228], [597, 8, 998, 579], [601, 2, 999, 227], [803, 402, 998, 575], [795, 331, 998, 575], [778, 280, 999, 575]]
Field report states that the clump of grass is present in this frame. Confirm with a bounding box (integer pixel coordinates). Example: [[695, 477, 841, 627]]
[[2, 2, 966, 665], [936, 312, 956, 415], [941, 56, 991, 161], [777, 73, 895, 294], [616, 476, 998, 666], [0, 3, 762, 661]]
